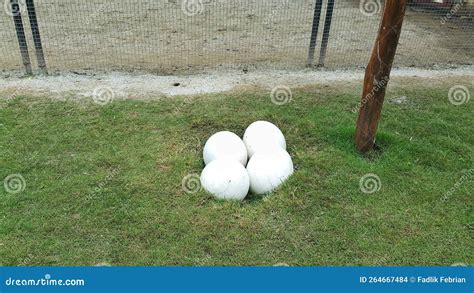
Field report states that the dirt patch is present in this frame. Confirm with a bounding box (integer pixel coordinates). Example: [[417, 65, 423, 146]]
[[0, 0, 472, 74], [0, 66, 472, 101]]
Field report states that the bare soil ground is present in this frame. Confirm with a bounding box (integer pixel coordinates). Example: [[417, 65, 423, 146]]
[[1, 66, 472, 101], [0, 0, 472, 74]]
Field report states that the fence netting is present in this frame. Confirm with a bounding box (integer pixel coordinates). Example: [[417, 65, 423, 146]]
[[0, 0, 473, 74]]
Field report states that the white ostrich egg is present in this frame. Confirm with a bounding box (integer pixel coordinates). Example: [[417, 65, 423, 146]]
[[203, 131, 248, 166], [200, 159, 250, 201], [246, 148, 294, 195], [243, 121, 286, 158]]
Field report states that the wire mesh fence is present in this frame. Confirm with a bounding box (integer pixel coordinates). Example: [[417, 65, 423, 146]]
[[0, 0, 473, 75]]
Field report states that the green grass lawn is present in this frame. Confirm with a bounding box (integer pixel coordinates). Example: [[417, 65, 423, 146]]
[[0, 83, 472, 266]]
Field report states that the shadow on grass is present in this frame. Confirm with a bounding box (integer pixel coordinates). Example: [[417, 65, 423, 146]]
[[325, 126, 405, 162]]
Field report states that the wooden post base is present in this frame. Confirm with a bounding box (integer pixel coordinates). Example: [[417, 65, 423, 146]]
[[355, 0, 408, 153]]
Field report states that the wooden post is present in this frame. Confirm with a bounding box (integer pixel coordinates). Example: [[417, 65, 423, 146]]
[[307, 0, 323, 66], [355, 0, 407, 153], [26, 0, 48, 75]]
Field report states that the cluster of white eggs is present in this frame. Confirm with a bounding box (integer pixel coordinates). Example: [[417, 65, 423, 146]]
[[200, 121, 294, 201]]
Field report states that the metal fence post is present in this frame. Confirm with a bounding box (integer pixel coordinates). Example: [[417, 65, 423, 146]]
[[10, 0, 32, 75], [26, 0, 47, 74], [318, 0, 335, 67], [307, 0, 323, 66]]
